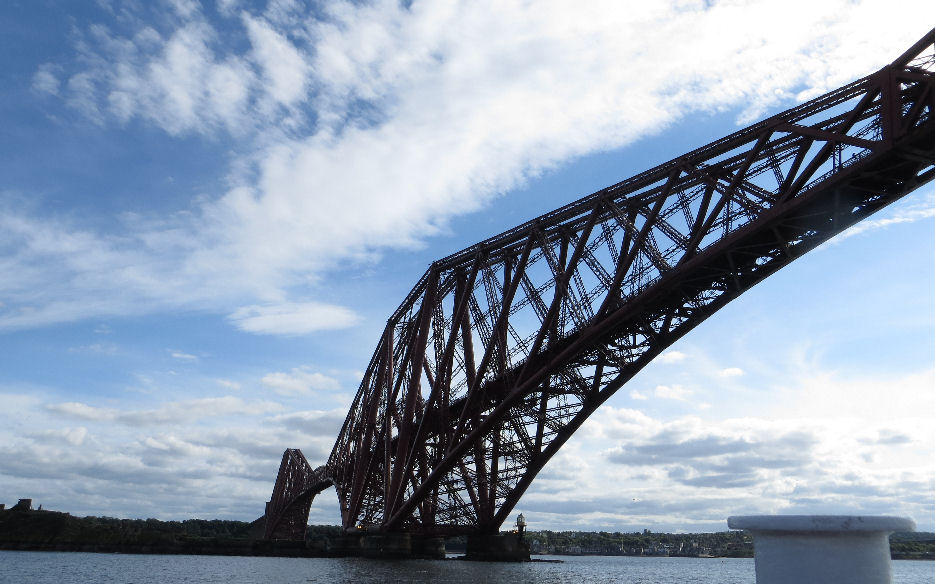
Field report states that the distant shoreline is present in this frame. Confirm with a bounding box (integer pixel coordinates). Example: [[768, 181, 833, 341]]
[[2, 508, 932, 560]]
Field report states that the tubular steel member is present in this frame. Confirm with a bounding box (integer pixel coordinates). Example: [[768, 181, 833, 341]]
[[263, 449, 333, 540], [326, 29, 935, 539]]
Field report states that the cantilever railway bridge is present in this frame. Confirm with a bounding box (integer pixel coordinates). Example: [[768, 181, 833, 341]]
[[261, 29, 935, 542]]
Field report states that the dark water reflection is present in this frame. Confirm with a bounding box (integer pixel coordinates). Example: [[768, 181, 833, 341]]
[[0, 551, 932, 583]]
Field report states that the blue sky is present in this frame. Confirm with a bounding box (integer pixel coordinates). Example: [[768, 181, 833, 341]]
[[2, 0, 935, 533]]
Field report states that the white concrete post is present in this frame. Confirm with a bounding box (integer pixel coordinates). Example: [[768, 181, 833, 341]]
[[727, 515, 915, 584]]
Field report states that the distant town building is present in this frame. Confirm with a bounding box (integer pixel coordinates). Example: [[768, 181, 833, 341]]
[[11, 499, 33, 511]]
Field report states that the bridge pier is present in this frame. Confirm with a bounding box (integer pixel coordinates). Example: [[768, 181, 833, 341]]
[[464, 533, 530, 562], [330, 533, 446, 560]]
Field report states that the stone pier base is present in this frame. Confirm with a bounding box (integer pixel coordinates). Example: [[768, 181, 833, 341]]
[[329, 533, 445, 560], [464, 534, 530, 562]]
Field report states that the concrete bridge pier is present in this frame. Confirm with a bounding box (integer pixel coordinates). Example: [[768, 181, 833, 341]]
[[465, 533, 530, 561], [330, 532, 446, 559]]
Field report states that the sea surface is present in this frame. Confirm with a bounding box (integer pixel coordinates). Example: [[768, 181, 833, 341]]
[[0, 551, 932, 583]]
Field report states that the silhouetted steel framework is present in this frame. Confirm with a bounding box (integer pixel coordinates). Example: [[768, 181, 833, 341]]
[[263, 449, 332, 539], [264, 30, 935, 540]]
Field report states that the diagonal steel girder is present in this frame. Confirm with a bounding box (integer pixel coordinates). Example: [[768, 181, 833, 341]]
[[263, 448, 333, 540], [325, 29, 935, 537]]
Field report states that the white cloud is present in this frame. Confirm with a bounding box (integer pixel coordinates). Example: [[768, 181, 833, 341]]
[[6, 362, 935, 530], [242, 13, 310, 107], [6, 1, 931, 335], [65, 72, 104, 124], [167, 0, 200, 20], [0, 390, 342, 520], [268, 409, 347, 438], [719, 367, 744, 377], [32, 64, 62, 96], [535, 398, 935, 531], [47, 396, 284, 426], [216, 378, 242, 391], [770, 365, 935, 424], [93, 18, 258, 135], [261, 367, 341, 396], [654, 384, 692, 401], [64, 427, 89, 446], [582, 406, 662, 442], [47, 401, 117, 422], [229, 302, 360, 335], [29, 426, 90, 447], [170, 351, 199, 361], [656, 350, 688, 364]]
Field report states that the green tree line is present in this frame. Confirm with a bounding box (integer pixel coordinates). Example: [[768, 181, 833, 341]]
[[3, 508, 932, 559]]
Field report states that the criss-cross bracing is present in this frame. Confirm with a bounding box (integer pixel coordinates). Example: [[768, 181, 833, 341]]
[[263, 449, 332, 540], [263, 30, 935, 540]]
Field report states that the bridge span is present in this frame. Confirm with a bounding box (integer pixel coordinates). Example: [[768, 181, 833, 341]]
[[259, 29, 935, 558]]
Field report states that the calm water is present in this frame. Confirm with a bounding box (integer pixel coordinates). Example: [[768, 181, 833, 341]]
[[0, 552, 932, 583]]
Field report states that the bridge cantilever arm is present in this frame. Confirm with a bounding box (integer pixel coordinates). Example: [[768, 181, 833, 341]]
[[335, 28, 935, 536], [892, 26, 935, 68]]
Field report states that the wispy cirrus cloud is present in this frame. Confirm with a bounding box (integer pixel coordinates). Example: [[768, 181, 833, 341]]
[[834, 192, 935, 241], [7, 0, 932, 336], [229, 302, 360, 335]]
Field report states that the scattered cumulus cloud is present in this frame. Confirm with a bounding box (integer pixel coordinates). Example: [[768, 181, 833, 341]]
[[656, 350, 687, 364], [5, 354, 935, 528], [539, 401, 935, 530], [229, 302, 360, 335], [216, 378, 242, 391], [0, 388, 344, 521], [875, 430, 913, 446], [32, 64, 62, 96], [557, 355, 935, 529], [269, 409, 347, 439], [64, 427, 88, 446], [46, 401, 116, 422], [2, 0, 932, 335], [261, 367, 341, 396], [242, 13, 310, 108], [47, 396, 283, 426], [654, 384, 692, 401], [858, 429, 913, 446], [30, 427, 89, 447]]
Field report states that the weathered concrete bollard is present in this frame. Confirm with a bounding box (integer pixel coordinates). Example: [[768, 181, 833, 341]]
[[728, 515, 915, 584]]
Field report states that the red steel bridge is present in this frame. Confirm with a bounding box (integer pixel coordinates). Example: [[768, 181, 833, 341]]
[[261, 29, 935, 544]]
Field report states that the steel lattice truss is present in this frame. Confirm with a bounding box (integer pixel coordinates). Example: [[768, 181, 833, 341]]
[[322, 31, 935, 537], [264, 449, 332, 539]]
